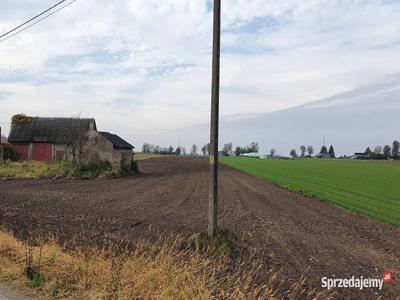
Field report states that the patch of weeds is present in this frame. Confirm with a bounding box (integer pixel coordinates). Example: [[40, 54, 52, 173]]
[[24, 246, 44, 289], [121, 161, 139, 176], [188, 227, 238, 256], [297, 190, 321, 199], [26, 275, 44, 288], [70, 160, 113, 179]]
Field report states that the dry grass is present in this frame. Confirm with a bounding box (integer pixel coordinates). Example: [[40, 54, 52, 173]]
[[0, 160, 138, 180], [0, 160, 71, 179], [134, 153, 165, 161], [0, 229, 333, 299]]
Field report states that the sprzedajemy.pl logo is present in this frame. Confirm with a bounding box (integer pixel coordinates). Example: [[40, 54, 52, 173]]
[[321, 272, 392, 290]]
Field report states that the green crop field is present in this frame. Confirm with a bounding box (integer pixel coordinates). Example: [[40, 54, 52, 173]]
[[220, 157, 400, 226]]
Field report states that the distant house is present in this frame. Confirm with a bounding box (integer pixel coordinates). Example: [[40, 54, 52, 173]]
[[353, 152, 369, 160], [7, 117, 134, 168]]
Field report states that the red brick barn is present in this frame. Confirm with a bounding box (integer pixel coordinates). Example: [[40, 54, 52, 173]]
[[7, 117, 134, 168], [8, 117, 97, 162]]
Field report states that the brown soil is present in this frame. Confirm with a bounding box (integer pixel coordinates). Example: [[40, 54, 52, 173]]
[[0, 157, 399, 299]]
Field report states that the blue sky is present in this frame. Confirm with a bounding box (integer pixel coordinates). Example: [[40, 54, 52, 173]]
[[0, 0, 400, 148]]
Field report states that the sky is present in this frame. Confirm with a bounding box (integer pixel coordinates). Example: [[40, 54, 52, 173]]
[[0, 0, 400, 149]]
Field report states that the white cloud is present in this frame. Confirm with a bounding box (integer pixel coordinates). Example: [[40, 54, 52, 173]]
[[0, 0, 400, 148]]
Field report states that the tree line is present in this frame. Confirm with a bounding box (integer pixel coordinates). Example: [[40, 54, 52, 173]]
[[364, 140, 400, 160], [141, 142, 260, 157], [142, 143, 200, 156], [142, 139, 400, 160], [288, 145, 335, 158]]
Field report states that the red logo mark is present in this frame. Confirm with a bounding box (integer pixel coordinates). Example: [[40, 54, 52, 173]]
[[383, 272, 392, 283]]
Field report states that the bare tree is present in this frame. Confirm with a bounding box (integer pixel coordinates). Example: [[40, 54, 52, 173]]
[[191, 144, 198, 156], [167, 145, 174, 155], [201, 145, 207, 156], [392, 140, 400, 159], [307, 146, 314, 156], [383, 145, 391, 159], [248, 142, 259, 153], [222, 142, 233, 156], [142, 143, 151, 153], [60, 116, 96, 167], [270, 148, 276, 157], [300, 145, 306, 157]]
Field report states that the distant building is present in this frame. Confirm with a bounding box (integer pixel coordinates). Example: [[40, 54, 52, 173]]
[[7, 117, 134, 168], [240, 152, 268, 159], [353, 152, 369, 160]]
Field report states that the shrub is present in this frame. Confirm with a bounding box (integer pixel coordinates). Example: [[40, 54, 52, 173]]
[[121, 161, 139, 176], [71, 160, 113, 179], [0, 143, 17, 161], [188, 227, 238, 256]]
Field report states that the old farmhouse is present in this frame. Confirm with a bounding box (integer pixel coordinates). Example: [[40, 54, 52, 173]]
[[7, 116, 134, 168]]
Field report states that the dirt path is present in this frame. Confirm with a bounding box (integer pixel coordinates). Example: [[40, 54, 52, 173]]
[[0, 157, 399, 299], [0, 282, 33, 300]]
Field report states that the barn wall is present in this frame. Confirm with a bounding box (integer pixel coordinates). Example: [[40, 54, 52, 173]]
[[54, 144, 71, 161], [94, 132, 114, 163], [32, 143, 52, 161], [10, 127, 132, 168], [52, 128, 99, 164], [12, 144, 29, 160], [113, 149, 133, 168], [94, 132, 132, 168], [110, 149, 132, 168]]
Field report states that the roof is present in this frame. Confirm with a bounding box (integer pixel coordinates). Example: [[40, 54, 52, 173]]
[[8, 117, 96, 144], [99, 132, 134, 149]]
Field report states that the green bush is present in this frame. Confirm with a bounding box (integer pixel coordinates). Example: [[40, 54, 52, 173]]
[[71, 160, 113, 180], [121, 161, 139, 176], [188, 227, 238, 256], [0, 143, 17, 161]]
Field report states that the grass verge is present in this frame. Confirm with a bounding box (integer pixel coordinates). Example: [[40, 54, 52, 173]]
[[0, 229, 332, 299]]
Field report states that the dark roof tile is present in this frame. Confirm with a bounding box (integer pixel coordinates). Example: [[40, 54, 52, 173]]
[[8, 117, 96, 144], [99, 132, 134, 149]]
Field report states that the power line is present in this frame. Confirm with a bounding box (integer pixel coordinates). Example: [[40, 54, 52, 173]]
[[0, 0, 67, 39], [0, 0, 78, 44]]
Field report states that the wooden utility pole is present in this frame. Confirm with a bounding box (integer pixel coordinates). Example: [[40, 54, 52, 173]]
[[208, 0, 221, 236], [0, 126, 3, 162]]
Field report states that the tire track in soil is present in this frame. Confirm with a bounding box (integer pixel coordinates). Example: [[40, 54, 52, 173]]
[[0, 157, 399, 299]]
